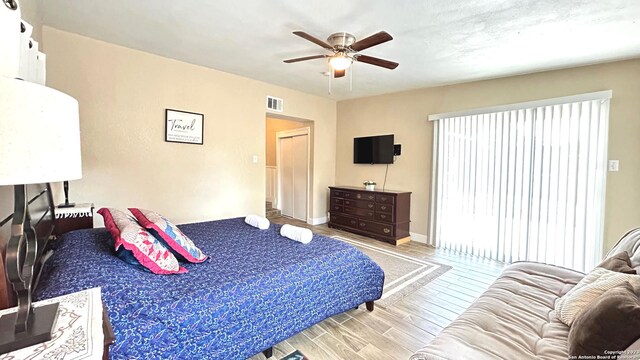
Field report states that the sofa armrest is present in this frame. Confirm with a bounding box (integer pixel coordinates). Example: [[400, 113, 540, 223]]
[[622, 338, 640, 360]]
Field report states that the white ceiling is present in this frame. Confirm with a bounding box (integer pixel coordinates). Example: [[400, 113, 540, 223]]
[[36, 0, 640, 100]]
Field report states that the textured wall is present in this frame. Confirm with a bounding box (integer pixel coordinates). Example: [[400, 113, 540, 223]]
[[40, 27, 336, 226], [337, 59, 640, 251]]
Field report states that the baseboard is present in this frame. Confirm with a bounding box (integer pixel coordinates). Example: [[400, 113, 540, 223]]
[[308, 217, 327, 225], [410, 232, 428, 244]]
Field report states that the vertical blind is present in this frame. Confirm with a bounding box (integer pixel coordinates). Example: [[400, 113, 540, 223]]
[[429, 92, 611, 272]]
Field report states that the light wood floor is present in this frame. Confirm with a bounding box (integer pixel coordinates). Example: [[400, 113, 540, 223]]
[[248, 216, 505, 360]]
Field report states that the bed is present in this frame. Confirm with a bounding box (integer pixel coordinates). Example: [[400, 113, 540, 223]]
[[32, 216, 385, 359]]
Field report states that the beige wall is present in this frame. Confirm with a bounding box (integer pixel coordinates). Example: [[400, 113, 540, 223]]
[[265, 117, 308, 167], [337, 59, 640, 251], [38, 27, 336, 227]]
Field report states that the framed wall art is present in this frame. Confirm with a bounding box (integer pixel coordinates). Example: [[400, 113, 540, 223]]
[[165, 109, 204, 145]]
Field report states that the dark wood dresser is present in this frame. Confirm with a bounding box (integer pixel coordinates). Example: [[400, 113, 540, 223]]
[[328, 186, 411, 245]]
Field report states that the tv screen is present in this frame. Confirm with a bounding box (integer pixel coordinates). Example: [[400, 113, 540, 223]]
[[354, 135, 394, 164]]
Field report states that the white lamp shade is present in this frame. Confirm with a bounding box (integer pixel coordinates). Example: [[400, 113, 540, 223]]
[[0, 76, 82, 185]]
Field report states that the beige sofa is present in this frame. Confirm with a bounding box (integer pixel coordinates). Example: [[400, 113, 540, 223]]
[[411, 228, 640, 360]]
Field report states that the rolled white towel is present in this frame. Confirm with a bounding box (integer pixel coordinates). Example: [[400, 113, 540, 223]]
[[245, 214, 270, 230], [280, 224, 313, 244]]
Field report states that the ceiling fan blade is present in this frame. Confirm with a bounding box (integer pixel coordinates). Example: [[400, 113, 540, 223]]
[[293, 31, 333, 50], [283, 55, 329, 63], [333, 69, 346, 78], [350, 31, 393, 52], [356, 55, 399, 69]]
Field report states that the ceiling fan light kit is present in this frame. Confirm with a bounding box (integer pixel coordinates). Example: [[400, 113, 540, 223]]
[[329, 53, 352, 70], [284, 30, 398, 92]]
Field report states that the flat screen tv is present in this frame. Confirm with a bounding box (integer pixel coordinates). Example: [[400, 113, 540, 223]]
[[354, 134, 394, 164]]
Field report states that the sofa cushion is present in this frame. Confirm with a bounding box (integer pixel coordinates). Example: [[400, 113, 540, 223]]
[[555, 267, 640, 326], [606, 227, 640, 271], [598, 251, 636, 274], [410, 262, 584, 360], [568, 282, 640, 356]]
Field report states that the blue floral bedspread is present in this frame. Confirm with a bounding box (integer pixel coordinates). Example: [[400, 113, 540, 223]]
[[35, 217, 384, 359]]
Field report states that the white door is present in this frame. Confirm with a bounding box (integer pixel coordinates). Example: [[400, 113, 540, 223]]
[[280, 137, 294, 217], [291, 135, 308, 221], [278, 133, 308, 221]]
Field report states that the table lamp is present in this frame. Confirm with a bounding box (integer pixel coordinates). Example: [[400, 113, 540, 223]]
[[0, 75, 81, 354]]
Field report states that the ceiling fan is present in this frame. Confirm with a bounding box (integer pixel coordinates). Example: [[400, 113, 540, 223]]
[[284, 31, 399, 78]]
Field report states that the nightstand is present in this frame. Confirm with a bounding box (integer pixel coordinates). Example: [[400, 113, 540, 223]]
[[0, 288, 112, 359], [102, 304, 115, 360], [54, 203, 94, 236]]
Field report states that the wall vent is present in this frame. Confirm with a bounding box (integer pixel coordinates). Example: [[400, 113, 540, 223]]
[[266, 96, 283, 112]]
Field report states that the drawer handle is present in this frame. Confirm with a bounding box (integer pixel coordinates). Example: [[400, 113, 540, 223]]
[[380, 214, 386, 219], [357, 194, 362, 199], [345, 200, 350, 205], [381, 206, 387, 210], [381, 197, 387, 201], [350, 220, 357, 225], [360, 223, 366, 227], [383, 228, 391, 234], [368, 195, 374, 200], [334, 206, 340, 210], [368, 204, 373, 209]]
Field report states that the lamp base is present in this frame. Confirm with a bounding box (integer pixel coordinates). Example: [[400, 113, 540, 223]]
[[57, 203, 75, 208], [0, 303, 59, 355]]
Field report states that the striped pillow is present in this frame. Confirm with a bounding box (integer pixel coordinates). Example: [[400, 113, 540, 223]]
[[555, 267, 640, 326]]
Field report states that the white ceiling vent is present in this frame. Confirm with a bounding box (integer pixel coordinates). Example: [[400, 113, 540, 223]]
[[266, 96, 283, 112]]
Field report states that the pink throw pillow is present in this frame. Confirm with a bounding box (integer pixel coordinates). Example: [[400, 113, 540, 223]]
[[128, 208, 208, 263], [97, 208, 187, 274]]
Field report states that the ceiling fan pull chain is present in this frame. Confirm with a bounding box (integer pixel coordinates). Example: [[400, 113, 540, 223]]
[[350, 66, 353, 92], [328, 66, 332, 95]]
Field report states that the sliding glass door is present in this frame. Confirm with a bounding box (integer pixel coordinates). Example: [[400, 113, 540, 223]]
[[430, 92, 611, 272]]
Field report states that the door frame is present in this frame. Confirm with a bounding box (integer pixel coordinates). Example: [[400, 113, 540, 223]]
[[275, 127, 311, 224]]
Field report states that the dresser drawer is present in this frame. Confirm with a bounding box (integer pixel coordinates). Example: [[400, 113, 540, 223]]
[[331, 204, 344, 213], [344, 207, 374, 219], [374, 212, 393, 223], [358, 192, 376, 201], [332, 198, 344, 205], [332, 190, 345, 198], [331, 214, 359, 228], [343, 191, 376, 201], [357, 219, 395, 237], [375, 194, 395, 204], [343, 199, 375, 210], [375, 203, 394, 213]]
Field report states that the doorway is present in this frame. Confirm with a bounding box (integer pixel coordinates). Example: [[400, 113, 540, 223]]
[[277, 128, 309, 221], [265, 116, 313, 223]]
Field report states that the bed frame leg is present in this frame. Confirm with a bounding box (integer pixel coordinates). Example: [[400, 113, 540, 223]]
[[263, 347, 273, 358], [366, 301, 374, 312]]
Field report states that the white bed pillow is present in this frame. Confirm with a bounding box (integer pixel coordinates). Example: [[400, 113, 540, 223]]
[[555, 267, 640, 326]]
